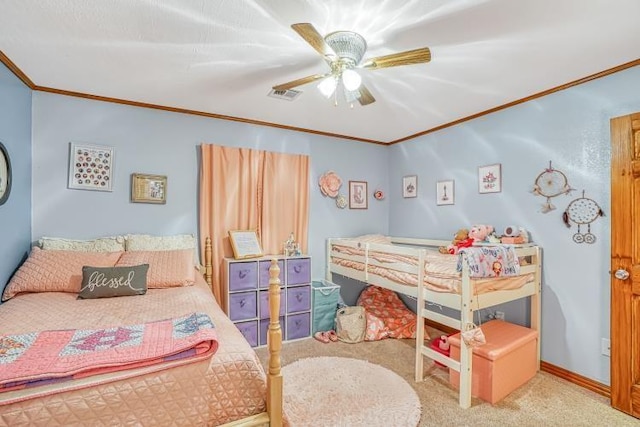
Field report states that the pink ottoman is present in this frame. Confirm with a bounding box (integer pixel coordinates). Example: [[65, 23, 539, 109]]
[[448, 320, 538, 404]]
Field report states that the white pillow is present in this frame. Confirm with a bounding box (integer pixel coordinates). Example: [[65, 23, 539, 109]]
[[39, 236, 126, 252], [125, 234, 196, 251]]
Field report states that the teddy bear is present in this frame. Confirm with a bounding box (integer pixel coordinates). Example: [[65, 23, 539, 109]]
[[439, 228, 474, 255], [468, 224, 495, 243]]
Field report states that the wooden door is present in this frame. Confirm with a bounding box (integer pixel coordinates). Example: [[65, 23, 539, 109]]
[[611, 112, 640, 416]]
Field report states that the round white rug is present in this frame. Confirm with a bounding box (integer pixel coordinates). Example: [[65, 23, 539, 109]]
[[282, 356, 421, 427]]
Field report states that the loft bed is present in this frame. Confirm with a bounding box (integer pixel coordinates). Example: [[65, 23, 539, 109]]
[[326, 235, 541, 409], [0, 237, 283, 427]]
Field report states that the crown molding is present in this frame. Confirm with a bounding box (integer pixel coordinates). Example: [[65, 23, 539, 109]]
[[1, 49, 637, 146]]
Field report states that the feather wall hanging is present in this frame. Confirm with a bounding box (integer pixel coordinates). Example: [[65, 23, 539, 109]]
[[562, 190, 604, 244], [531, 161, 574, 213]]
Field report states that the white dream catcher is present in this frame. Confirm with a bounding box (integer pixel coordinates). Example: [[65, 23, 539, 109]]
[[531, 161, 573, 213], [562, 190, 605, 244]]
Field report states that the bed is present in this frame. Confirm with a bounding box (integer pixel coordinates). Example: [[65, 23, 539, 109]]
[[0, 236, 284, 426], [326, 234, 541, 409]]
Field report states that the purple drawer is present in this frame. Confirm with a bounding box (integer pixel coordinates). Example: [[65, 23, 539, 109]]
[[259, 259, 284, 288], [259, 289, 285, 319], [228, 262, 258, 291], [259, 317, 285, 347], [228, 291, 257, 321], [287, 312, 311, 340], [287, 285, 311, 313], [287, 258, 311, 285], [235, 320, 258, 347]]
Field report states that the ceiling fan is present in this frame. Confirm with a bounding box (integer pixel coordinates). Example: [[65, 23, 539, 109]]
[[273, 23, 432, 107]]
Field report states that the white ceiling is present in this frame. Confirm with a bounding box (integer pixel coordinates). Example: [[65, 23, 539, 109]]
[[1, 0, 639, 144]]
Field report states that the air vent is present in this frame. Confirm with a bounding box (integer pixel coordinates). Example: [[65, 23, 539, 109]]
[[268, 89, 302, 101]]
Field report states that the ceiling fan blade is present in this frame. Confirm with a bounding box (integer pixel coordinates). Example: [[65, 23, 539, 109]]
[[272, 73, 329, 91], [357, 85, 376, 106], [291, 23, 335, 57], [361, 47, 431, 70]]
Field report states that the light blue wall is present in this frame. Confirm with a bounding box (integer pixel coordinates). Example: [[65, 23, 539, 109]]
[[389, 65, 640, 385], [0, 63, 31, 299], [31, 92, 388, 280]]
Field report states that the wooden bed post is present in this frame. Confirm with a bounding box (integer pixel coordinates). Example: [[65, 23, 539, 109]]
[[459, 254, 473, 409], [204, 237, 213, 287], [267, 259, 284, 427], [530, 246, 542, 369]]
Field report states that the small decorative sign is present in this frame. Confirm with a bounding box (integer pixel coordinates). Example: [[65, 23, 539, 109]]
[[229, 230, 263, 259], [349, 181, 368, 209], [68, 143, 114, 191]]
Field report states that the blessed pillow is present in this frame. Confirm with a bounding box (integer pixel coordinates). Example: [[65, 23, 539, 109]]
[[39, 236, 126, 252], [116, 249, 195, 288], [78, 264, 149, 299], [2, 248, 123, 301]]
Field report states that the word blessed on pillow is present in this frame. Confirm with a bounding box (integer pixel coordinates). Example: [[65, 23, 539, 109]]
[[78, 264, 149, 299]]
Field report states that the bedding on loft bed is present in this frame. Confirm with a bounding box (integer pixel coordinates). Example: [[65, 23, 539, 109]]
[[326, 234, 542, 409], [328, 235, 535, 295], [0, 234, 284, 426]]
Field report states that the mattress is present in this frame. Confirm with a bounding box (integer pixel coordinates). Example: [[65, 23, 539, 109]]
[[0, 274, 267, 426], [330, 241, 533, 294]]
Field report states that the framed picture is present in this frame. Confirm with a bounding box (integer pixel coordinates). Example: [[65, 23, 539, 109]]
[[131, 173, 167, 204], [228, 230, 263, 259], [478, 163, 502, 193], [349, 180, 368, 209], [436, 180, 455, 205], [403, 175, 417, 198], [68, 143, 114, 191], [0, 141, 11, 206]]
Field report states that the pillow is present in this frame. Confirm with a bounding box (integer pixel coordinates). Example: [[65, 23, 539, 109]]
[[2, 248, 123, 301], [116, 249, 195, 288], [78, 264, 149, 299], [124, 234, 195, 251], [39, 236, 126, 252]]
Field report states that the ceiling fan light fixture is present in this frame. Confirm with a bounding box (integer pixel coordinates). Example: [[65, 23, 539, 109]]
[[342, 69, 362, 91], [318, 76, 338, 98]]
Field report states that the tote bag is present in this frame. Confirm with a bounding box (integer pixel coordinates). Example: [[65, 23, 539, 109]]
[[335, 306, 366, 343]]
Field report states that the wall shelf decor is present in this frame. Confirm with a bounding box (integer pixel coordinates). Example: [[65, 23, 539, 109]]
[[478, 164, 501, 194], [130, 173, 167, 204], [68, 143, 114, 191]]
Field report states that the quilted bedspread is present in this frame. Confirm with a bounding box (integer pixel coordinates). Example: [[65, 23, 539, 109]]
[[0, 274, 267, 426]]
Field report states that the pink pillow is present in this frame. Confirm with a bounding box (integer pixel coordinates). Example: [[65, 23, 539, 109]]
[[116, 249, 195, 288], [2, 247, 123, 301]]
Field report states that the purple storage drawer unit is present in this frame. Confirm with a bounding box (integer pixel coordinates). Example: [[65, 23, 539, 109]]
[[259, 259, 284, 288], [235, 320, 259, 347], [287, 312, 311, 340], [287, 285, 311, 313], [228, 291, 257, 321], [287, 258, 311, 285], [228, 262, 258, 291], [259, 317, 285, 346], [259, 289, 285, 319]]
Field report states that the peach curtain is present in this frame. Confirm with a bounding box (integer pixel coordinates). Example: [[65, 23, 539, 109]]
[[199, 144, 309, 304]]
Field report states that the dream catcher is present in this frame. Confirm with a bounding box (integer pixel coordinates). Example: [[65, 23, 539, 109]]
[[531, 161, 573, 213], [562, 190, 604, 244]]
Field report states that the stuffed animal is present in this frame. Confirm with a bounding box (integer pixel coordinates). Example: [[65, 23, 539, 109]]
[[468, 224, 495, 243], [439, 228, 470, 254]]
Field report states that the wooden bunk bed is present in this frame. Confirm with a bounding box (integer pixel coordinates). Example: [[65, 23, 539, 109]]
[[326, 235, 541, 409]]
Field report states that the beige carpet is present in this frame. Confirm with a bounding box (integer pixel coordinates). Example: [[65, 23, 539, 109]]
[[282, 356, 420, 427], [256, 336, 639, 426]]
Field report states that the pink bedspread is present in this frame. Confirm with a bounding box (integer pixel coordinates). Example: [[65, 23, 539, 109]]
[[0, 312, 217, 393], [0, 274, 268, 426]]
